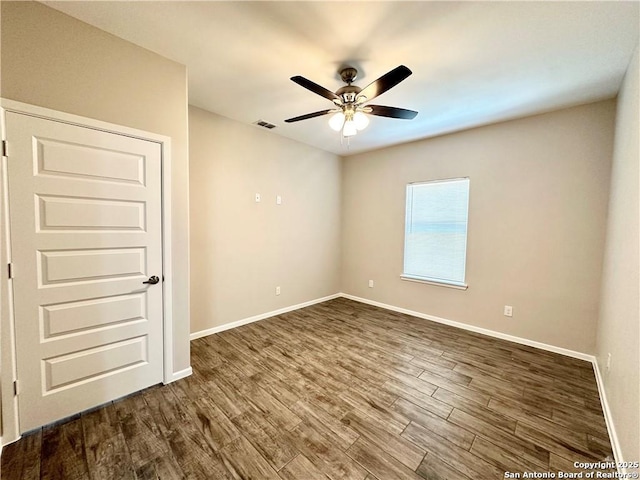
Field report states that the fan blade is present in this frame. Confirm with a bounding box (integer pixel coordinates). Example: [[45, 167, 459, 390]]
[[367, 105, 418, 119], [356, 65, 412, 102], [285, 109, 334, 123], [291, 76, 340, 102]]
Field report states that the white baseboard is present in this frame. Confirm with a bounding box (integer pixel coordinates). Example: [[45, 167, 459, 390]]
[[340, 293, 593, 362], [592, 359, 625, 473], [167, 366, 193, 383], [190, 290, 593, 361], [189, 293, 341, 340], [0, 433, 20, 449]]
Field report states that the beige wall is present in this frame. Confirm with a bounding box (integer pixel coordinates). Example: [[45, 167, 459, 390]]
[[189, 106, 341, 334], [0, 2, 190, 373], [342, 101, 615, 354], [596, 47, 639, 464]]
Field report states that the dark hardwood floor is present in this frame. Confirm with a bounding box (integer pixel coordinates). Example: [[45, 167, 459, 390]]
[[2, 298, 614, 479]]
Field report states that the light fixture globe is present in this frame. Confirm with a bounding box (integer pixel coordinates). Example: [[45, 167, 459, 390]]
[[353, 111, 369, 131], [343, 119, 357, 137], [328, 112, 345, 131]]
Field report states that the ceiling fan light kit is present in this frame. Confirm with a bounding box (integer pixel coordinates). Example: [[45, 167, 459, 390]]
[[328, 111, 345, 131], [285, 65, 418, 142], [328, 108, 370, 136], [342, 117, 357, 137], [353, 111, 369, 130]]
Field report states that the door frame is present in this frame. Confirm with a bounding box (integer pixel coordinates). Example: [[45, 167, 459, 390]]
[[0, 98, 176, 444]]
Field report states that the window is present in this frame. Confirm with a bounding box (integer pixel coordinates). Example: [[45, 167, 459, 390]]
[[402, 178, 470, 289]]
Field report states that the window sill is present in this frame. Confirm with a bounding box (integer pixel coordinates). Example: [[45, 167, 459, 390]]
[[400, 275, 468, 290]]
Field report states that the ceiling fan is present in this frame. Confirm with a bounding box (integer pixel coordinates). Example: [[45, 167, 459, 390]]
[[285, 65, 418, 137]]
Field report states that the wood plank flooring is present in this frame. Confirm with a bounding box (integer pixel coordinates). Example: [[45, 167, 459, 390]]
[[2, 298, 615, 479]]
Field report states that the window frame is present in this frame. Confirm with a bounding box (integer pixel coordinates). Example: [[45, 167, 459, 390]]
[[401, 177, 470, 290]]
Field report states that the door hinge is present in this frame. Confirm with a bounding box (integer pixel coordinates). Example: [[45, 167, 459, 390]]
[[13, 380, 19, 396], [2, 140, 7, 158], [7, 263, 13, 279]]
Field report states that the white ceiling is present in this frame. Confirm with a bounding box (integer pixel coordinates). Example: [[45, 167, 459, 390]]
[[44, 1, 639, 156]]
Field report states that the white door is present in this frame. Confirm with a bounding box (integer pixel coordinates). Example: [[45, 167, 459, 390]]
[[6, 112, 164, 432]]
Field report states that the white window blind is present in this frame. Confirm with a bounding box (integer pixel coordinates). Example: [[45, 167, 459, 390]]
[[403, 178, 470, 287]]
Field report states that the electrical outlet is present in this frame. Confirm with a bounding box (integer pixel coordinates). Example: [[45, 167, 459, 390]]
[[255, 193, 261, 203], [275, 286, 281, 296], [368, 280, 374, 288], [606, 353, 611, 373], [276, 195, 282, 205], [504, 305, 513, 317]]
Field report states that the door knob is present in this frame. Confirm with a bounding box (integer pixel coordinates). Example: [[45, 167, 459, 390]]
[[143, 275, 160, 285]]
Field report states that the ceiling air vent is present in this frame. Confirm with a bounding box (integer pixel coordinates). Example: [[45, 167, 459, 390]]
[[253, 120, 277, 130]]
